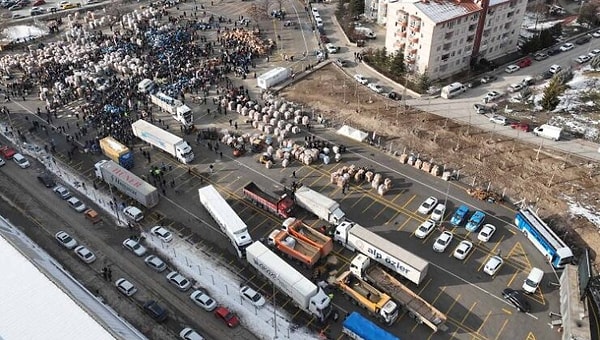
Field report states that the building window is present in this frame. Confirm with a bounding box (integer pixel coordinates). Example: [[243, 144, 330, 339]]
[[441, 53, 450, 61], [451, 51, 455, 57], [443, 42, 451, 50], [468, 24, 477, 32], [439, 64, 448, 72], [437, 45, 441, 51], [445, 32, 454, 39], [467, 35, 475, 42], [507, 11, 514, 18]]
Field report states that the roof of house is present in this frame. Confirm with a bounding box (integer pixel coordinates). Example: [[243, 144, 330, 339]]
[[414, 0, 481, 24]]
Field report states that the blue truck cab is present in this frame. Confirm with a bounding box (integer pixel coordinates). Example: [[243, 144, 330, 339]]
[[450, 205, 469, 226], [466, 210, 486, 232]]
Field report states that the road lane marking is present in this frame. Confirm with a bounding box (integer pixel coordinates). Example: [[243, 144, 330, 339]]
[[494, 319, 510, 340], [461, 302, 477, 323], [477, 310, 492, 334]]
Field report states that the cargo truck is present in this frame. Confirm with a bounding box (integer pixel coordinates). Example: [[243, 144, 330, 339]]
[[293, 186, 345, 224], [333, 270, 399, 325], [533, 124, 562, 141], [350, 254, 447, 332], [281, 218, 333, 257], [257, 67, 291, 90], [267, 229, 322, 268], [150, 92, 193, 127], [334, 221, 429, 285], [342, 312, 400, 340], [198, 185, 253, 258], [131, 119, 194, 164], [94, 160, 159, 208], [242, 182, 295, 218], [245, 241, 332, 322], [99, 136, 133, 169]]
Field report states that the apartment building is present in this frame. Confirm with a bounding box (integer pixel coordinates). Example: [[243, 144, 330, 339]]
[[384, 0, 527, 79]]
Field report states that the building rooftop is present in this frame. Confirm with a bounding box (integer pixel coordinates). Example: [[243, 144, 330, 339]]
[[415, 0, 481, 24]]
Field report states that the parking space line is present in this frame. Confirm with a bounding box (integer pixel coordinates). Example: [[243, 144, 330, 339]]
[[309, 174, 325, 187], [385, 210, 402, 225], [396, 217, 412, 231], [506, 270, 519, 288], [477, 310, 492, 334], [501, 308, 513, 315], [251, 219, 271, 235], [390, 191, 404, 204], [373, 205, 389, 219], [431, 286, 446, 305], [445, 294, 461, 314], [461, 302, 477, 323], [494, 319, 510, 340], [401, 194, 417, 208], [350, 196, 365, 208], [361, 200, 378, 213]]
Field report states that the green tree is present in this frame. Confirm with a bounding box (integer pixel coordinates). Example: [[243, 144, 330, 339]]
[[348, 0, 364, 16], [389, 51, 405, 77], [541, 77, 565, 111], [417, 70, 431, 93], [579, 3, 600, 28]]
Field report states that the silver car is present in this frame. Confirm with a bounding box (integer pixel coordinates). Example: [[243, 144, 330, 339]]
[[190, 289, 217, 312], [145, 255, 167, 272], [115, 278, 138, 297], [166, 271, 192, 292], [123, 238, 147, 257]]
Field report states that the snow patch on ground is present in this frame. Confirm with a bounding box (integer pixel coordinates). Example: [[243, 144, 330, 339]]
[[564, 196, 600, 229], [145, 236, 319, 340], [2, 25, 48, 41]]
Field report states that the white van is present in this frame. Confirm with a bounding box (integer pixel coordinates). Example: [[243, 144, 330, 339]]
[[440, 82, 466, 99], [123, 206, 144, 222], [137, 78, 155, 94], [522, 267, 544, 294], [355, 27, 376, 39]]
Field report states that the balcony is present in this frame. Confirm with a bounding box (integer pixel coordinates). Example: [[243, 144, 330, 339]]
[[406, 57, 416, 64], [410, 48, 418, 54], [396, 30, 407, 38], [410, 25, 421, 33], [394, 41, 406, 49], [410, 36, 419, 43]]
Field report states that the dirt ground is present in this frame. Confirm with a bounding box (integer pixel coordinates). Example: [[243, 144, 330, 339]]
[[280, 63, 600, 268]]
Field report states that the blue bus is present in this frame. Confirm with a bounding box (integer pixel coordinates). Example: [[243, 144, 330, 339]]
[[342, 312, 400, 340], [514, 207, 573, 268]]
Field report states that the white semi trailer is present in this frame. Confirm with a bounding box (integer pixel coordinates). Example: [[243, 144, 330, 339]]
[[150, 92, 193, 127], [294, 186, 345, 225], [131, 119, 194, 164], [94, 160, 159, 208]]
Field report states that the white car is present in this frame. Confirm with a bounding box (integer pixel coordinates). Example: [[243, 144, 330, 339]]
[[53, 185, 71, 199], [190, 289, 218, 312], [453, 240, 473, 260], [151, 226, 173, 243], [367, 83, 383, 93], [593, 30, 600, 38], [430, 203, 446, 222], [166, 271, 192, 292], [55, 231, 77, 249], [180, 328, 204, 340], [507, 83, 525, 93], [415, 219, 436, 239], [483, 91, 502, 103], [417, 196, 438, 215], [548, 64, 562, 74], [74, 245, 96, 264], [123, 206, 144, 222], [559, 43, 574, 52], [13, 153, 30, 168], [67, 197, 87, 212], [115, 278, 138, 296], [354, 74, 368, 85], [325, 43, 338, 54], [489, 114, 508, 125], [483, 256, 504, 276], [0, 158, 5, 166], [240, 285, 265, 307], [123, 238, 147, 257], [145, 255, 167, 272], [589, 49, 600, 58], [478, 224, 496, 242], [575, 55, 591, 64], [504, 65, 520, 74], [432, 231, 453, 252]]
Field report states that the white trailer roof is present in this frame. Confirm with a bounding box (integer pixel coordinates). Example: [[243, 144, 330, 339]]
[[295, 186, 337, 210], [132, 119, 182, 146], [246, 242, 316, 297], [198, 185, 248, 236], [102, 160, 157, 195], [352, 224, 429, 272]]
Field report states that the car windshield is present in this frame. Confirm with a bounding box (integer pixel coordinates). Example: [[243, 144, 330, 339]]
[[251, 293, 261, 302]]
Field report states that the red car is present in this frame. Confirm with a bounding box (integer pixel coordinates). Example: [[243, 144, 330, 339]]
[[214, 306, 239, 328], [511, 122, 531, 132], [32, 0, 45, 5], [516, 57, 532, 68], [0, 146, 16, 159]]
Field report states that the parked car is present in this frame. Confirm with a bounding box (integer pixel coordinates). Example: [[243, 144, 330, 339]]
[[502, 288, 531, 312], [166, 271, 192, 291], [387, 91, 401, 100], [367, 83, 383, 93], [466, 210, 486, 232], [575, 55, 591, 64], [533, 52, 548, 61], [588, 49, 600, 58], [144, 255, 167, 272], [473, 103, 496, 114], [575, 35, 591, 45], [515, 57, 532, 68], [115, 278, 138, 296], [559, 43, 574, 51], [143, 300, 168, 322], [353, 74, 368, 85], [430, 203, 446, 222], [467, 79, 482, 88], [483, 256, 504, 275], [180, 328, 204, 340], [13, 153, 30, 168], [507, 83, 526, 93], [8, 3, 23, 10], [593, 30, 600, 38], [548, 64, 562, 74], [55, 231, 77, 249], [480, 74, 497, 83], [53, 185, 71, 199], [30, 6, 44, 15], [151, 226, 173, 243], [190, 289, 218, 312], [325, 43, 338, 54], [37, 173, 56, 188], [74, 245, 96, 264], [453, 240, 473, 260], [415, 219, 436, 239], [547, 48, 560, 56], [123, 238, 147, 256], [433, 231, 453, 252], [334, 58, 348, 67], [240, 285, 266, 307], [0, 145, 16, 159], [214, 306, 240, 328], [0, 158, 5, 167], [478, 224, 496, 242], [417, 196, 438, 214], [504, 65, 520, 73], [489, 114, 508, 125], [67, 197, 87, 212], [511, 122, 531, 132], [123, 206, 144, 222], [450, 205, 469, 226], [32, 0, 45, 5], [483, 91, 502, 103]]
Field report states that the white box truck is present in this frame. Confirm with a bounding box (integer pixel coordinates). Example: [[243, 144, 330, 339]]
[[533, 124, 562, 141], [334, 221, 429, 285], [257, 67, 291, 90], [245, 241, 332, 322], [294, 186, 345, 225], [150, 92, 193, 127], [198, 185, 253, 258], [94, 160, 159, 208], [131, 119, 194, 164], [137, 78, 155, 93]]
